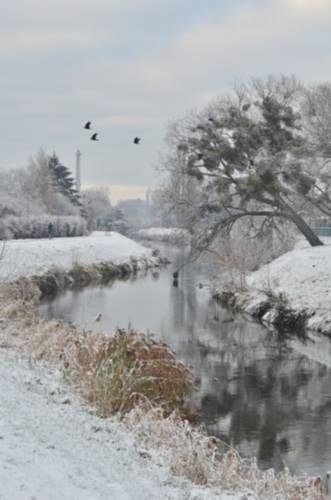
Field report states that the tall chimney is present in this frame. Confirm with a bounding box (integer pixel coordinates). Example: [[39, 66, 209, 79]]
[[75, 149, 81, 192]]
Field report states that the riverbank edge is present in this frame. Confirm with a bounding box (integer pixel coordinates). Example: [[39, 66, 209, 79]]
[[28, 252, 169, 298], [0, 253, 326, 498], [214, 287, 317, 335]]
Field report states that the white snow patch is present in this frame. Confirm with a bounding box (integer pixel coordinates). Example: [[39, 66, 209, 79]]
[[0, 232, 156, 282]]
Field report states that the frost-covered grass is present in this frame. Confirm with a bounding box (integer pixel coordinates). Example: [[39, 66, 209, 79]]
[[1, 280, 194, 418], [124, 408, 326, 500], [33, 322, 195, 419], [0, 280, 327, 499], [0, 348, 236, 500], [0, 232, 327, 498]]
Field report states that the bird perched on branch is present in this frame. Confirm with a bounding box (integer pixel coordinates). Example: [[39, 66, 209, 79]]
[[90, 133, 99, 141], [133, 137, 141, 144], [84, 121, 92, 129]]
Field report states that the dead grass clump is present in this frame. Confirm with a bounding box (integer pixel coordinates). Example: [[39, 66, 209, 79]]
[[123, 407, 327, 499], [95, 262, 118, 282], [0, 281, 40, 319], [30, 319, 78, 364], [62, 329, 194, 418], [69, 263, 100, 286], [0, 281, 194, 420]]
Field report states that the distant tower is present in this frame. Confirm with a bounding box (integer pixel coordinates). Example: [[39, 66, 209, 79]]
[[75, 149, 81, 193], [146, 187, 151, 206]]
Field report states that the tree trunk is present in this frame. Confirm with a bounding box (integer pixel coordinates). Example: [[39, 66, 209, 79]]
[[278, 196, 323, 247]]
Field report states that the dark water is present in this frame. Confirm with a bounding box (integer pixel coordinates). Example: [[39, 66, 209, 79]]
[[40, 243, 331, 477]]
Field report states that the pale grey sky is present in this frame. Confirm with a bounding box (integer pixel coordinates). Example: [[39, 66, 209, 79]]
[[1, 0, 331, 201]]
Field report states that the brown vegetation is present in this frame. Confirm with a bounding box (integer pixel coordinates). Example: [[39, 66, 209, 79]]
[[0, 277, 326, 499]]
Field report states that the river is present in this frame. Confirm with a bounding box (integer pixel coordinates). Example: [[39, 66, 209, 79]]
[[40, 243, 331, 478]]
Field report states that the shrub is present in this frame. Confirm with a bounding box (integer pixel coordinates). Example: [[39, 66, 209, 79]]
[[1, 215, 88, 239], [64, 329, 194, 418]]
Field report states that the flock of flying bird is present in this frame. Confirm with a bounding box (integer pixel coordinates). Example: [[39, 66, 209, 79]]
[[83, 121, 141, 145]]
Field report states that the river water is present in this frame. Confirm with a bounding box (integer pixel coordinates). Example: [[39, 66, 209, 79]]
[[40, 243, 331, 477]]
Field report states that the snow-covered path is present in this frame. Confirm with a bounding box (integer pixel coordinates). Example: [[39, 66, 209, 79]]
[[0, 350, 235, 500]]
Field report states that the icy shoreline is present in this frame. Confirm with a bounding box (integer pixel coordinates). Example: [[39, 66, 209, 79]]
[[216, 239, 331, 335]]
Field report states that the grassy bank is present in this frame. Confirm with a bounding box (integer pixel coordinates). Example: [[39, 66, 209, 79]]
[[0, 269, 327, 498]]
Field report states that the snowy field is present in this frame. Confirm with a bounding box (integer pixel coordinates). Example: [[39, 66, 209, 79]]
[[246, 238, 331, 333], [0, 349, 240, 500], [0, 231, 157, 282]]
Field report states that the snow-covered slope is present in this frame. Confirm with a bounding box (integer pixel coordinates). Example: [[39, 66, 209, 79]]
[[0, 350, 239, 500], [0, 232, 156, 282], [247, 241, 331, 333]]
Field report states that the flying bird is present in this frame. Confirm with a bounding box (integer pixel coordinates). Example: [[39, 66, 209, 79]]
[[90, 133, 99, 141], [133, 137, 141, 144], [84, 121, 92, 129]]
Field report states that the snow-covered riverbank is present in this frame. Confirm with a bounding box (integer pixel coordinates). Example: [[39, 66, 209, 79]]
[[0, 231, 161, 282], [217, 239, 331, 335], [0, 233, 325, 499], [0, 349, 239, 500]]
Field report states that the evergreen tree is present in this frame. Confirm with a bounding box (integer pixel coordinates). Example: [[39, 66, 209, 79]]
[[48, 153, 82, 209]]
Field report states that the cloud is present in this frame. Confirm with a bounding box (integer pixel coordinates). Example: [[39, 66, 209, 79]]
[[0, 0, 331, 190], [97, 115, 156, 127], [133, 0, 331, 96], [0, 31, 95, 60]]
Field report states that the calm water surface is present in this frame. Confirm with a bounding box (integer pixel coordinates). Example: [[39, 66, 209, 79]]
[[40, 243, 331, 477]]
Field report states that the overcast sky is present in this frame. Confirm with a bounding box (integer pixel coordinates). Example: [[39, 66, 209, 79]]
[[1, 0, 331, 203]]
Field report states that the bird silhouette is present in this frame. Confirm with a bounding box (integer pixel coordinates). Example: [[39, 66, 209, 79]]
[[90, 133, 99, 141], [84, 121, 92, 129], [133, 137, 141, 144]]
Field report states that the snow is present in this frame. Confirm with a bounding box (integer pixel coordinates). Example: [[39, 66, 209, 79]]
[[133, 227, 190, 243], [0, 349, 240, 500], [0, 231, 156, 282], [246, 238, 331, 333], [0, 231, 246, 499]]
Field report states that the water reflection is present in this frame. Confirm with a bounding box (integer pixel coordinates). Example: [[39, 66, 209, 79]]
[[40, 244, 331, 477]]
